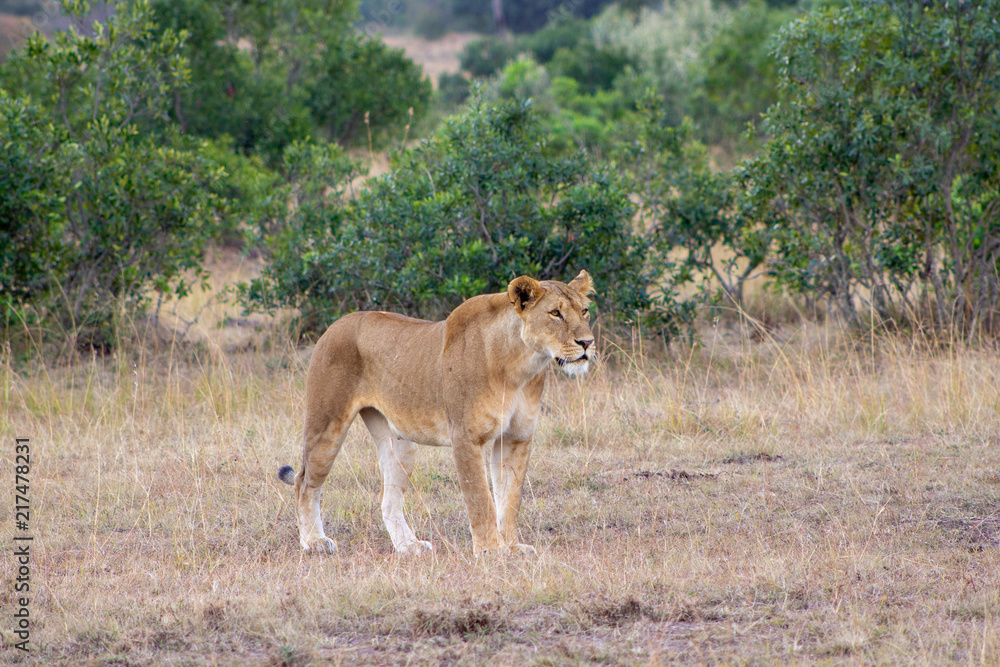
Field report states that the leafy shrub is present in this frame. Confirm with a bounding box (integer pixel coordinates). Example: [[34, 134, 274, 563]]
[[459, 36, 517, 78], [746, 0, 1000, 335], [501, 0, 623, 34], [547, 41, 635, 95], [0, 1, 227, 348], [306, 35, 432, 146], [242, 96, 658, 331], [0, 92, 65, 322], [516, 16, 590, 64], [460, 17, 630, 88], [623, 99, 768, 313], [483, 57, 636, 157], [197, 137, 284, 247], [150, 0, 315, 164], [438, 71, 472, 108], [697, 0, 792, 146], [151, 0, 430, 156], [592, 0, 730, 126]]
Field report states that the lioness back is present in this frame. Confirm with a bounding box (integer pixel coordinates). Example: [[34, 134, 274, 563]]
[[306, 311, 449, 447]]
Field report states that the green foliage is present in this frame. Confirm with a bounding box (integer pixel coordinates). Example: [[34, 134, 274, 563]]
[[269, 140, 359, 241], [306, 35, 431, 146], [0, 92, 65, 318], [197, 137, 284, 245], [150, 0, 429, 158], [697, 0, 792, 146], [0, 1, 227, 347], [369, 0, 631, 36], [501, 0, 632, 33], [547, 41, 635, 95], [517, 16, 591, 64], [621, 98, 768, 328], [243, 96, 657, 330], [438, 72, 471, 108], [591, 0, 730, 128], [460, 17, 633, 95], [459, 36, 517, 78], [483, 56, 635, 157], [746, 0, 1000, 334]]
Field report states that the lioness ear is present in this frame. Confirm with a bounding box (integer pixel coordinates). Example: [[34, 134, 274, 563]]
[[508, 276, 541, 313], [568, 270, 594, 297]]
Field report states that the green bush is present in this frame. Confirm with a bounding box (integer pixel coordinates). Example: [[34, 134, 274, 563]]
[[517, 17, 590, 65], [0, 1, 227, 348], [459, 36, 517, 78], [306, 36, 432, 146], [242, 96, 659, 331], [547, 41, 635, 95], [151, 0, 430, 156], [149, 0, 316, 164], [591, 0, 730, 127], [697, 0, 793, 146], [0, 92, 65, 321], [746, 0, 1000, 335], [484, 57, 636, 157], [438, 71, 472, 108], [618, 98, 768, 329]]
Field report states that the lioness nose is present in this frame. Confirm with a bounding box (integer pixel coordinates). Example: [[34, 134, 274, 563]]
[[577, 338, 594, 351]]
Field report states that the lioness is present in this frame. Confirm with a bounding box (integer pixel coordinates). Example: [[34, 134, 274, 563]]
[[277, 271, 596, 555]]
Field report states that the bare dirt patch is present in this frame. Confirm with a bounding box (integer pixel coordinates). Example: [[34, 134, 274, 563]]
[[382, 32, 479, 85], [0, 13, 32, 56]]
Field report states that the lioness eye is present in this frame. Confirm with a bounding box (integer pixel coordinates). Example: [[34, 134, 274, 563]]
[[549, 309, 563, 319], [582, 308, 589, 317]]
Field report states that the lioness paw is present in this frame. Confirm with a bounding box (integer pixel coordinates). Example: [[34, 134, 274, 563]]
[[396, 540, 434, 556], [511, 543, 537, 556], [301, 536, 338, 554]]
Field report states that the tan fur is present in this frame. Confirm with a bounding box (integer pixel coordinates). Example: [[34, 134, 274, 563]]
[[280, 271, 596, 555]]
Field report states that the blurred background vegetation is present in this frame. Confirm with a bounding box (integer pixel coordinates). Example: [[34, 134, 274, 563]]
[[1, 0, 998, 353]]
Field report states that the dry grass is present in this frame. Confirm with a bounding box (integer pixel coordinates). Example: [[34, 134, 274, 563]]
[[2, 317, 999, 665]]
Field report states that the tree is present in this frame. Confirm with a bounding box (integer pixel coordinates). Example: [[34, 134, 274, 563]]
[[242, 96, 654, 331], [0, 1, 227, 348], [305, 35, 431, 146], [746, 0, 1000, 335], [149, 0, 316, 163], [150, 0, 430, 158], [620, 98, 768, 329], [697, 0, 792, 147]]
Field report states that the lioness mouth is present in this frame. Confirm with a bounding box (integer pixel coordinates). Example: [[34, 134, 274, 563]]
[[557, 354, 589, 367]]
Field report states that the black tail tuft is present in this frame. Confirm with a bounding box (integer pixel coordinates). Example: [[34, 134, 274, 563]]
[[277, 465, 296, 485]]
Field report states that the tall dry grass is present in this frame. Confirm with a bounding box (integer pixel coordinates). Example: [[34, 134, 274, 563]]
[[2, 314, 999, 664]]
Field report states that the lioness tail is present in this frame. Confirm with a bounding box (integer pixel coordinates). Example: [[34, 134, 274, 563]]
[[277, 465, 296, 485]]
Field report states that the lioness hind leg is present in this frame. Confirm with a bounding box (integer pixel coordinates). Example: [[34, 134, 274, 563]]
[[360, 408, 433, 555], [296, 408, 355, 554], [490, 437, 534, 553]]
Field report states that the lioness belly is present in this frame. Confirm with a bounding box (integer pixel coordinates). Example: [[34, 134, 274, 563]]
[[373, 404, 451, 447]]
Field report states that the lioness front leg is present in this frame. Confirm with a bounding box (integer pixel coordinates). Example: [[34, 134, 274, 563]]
[[453, 431, 502, 554], [490, 437, 535, 554]]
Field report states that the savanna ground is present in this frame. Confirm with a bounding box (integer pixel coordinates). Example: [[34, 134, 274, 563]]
[[2, 282, 1000, 665]]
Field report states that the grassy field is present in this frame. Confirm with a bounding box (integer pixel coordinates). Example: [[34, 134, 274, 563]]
[[2, 315, 999, 665]]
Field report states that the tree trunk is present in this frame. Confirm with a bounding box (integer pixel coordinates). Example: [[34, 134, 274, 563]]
[[492, 0, 506, 34]]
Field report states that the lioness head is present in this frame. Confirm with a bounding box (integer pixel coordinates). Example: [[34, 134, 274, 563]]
[[507, 270, 596, 377]]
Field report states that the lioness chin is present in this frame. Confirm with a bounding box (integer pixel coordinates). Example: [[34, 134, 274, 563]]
[[277, 271, 596, 555]]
